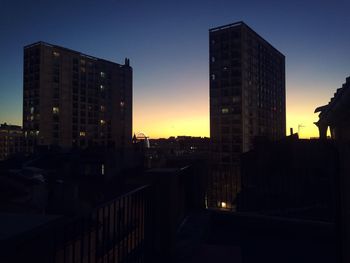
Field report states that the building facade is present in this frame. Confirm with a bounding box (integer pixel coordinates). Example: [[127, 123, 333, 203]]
[[0, 123, 23, 160], [23, 42, 132, 151], [208, 21, 286, 209]]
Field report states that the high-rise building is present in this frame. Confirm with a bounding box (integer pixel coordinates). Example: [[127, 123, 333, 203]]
[[208, 21, 286, 209], [23, 42, 132, 151]]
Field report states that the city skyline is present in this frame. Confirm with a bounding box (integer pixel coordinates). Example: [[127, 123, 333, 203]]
[[1, 0, 350, 138]]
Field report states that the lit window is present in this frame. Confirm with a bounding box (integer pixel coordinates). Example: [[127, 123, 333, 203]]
[[30, 115, 34, 121], [100, 85, 104, 90], [120, 101, 125, 107], [101, 164, 105, 175], [100, 105, 105, 112], [53, 51, 60, 57], [52, 107, 59, 114], [35, 131, 39, 136], [79, 131, 86, 137], [30, 107, 35, 114], [100, 72, 105, 78], [211, 74, 216, 80], [221, 202, 227, 208], [221, 108, 229, 114], [100, 119, 105, 125]]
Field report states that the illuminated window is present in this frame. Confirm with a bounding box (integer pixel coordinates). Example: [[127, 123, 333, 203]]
[[79, 131, 86, 137], [211, 74, 216, 80], [221, 202, 227, 208], [100, 85, 104, 90], [100, 72, 105, 78], [30, 107, 34, 114], [100, 105, 105, 112], [100, 119, 105, 125], [53, 51, 60, 57], [52, 107, 59, 114], [221, 108, 229, 114], [120, 101, 125, 107], [101, 164, 105, 175], [30, 115, 34, 121]]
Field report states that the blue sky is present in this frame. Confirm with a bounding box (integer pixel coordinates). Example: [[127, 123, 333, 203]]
[[1, 0, 350, 137]]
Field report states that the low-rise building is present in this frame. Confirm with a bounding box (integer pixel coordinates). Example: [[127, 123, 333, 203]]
[[0, 123, 23, 160]]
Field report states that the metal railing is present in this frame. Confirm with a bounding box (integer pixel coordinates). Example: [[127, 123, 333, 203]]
[[1, 185, 152, 263]]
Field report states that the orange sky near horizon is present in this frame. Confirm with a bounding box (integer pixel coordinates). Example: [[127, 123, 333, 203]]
[[133, 81, 335, 139], [4, 78, 336, 140]]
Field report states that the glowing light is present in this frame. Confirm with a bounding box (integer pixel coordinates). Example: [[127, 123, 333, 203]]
[[52, 107, 59, 114], [101, 164, 105, 175]]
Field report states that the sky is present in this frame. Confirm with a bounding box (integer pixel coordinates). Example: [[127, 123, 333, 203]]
[[1, 0, 350, 138]]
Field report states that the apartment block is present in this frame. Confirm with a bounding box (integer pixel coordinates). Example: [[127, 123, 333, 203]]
[[208, 21, 286, 209], [23, 42, 132, 151]]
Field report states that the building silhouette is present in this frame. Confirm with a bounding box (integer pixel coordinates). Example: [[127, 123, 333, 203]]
[[315, 75, 350, 263], [208, 21, 286, 209], [315, 76, 350, 141], [23, 42, 132, 151]]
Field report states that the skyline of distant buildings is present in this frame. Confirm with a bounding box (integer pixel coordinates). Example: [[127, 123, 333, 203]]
[[0, 22, 346, 161]]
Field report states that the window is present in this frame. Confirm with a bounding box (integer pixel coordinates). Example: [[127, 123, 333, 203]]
[[52, 107, 59, 114], [100, 72, 105, 78], [101, 164, 105, 175], [100, 85, 104, 90], [221, 108, 229, 114], [53, 51, 60, 57], [100, 119, 106, 125], [79, 131, 86, 137], [100, 105, 105, 112], [120, 101, 125, 107], [211, 74, 216, 80]]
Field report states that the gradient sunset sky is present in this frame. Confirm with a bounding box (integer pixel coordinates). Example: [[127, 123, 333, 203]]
[[1, 0, 350, 138]]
